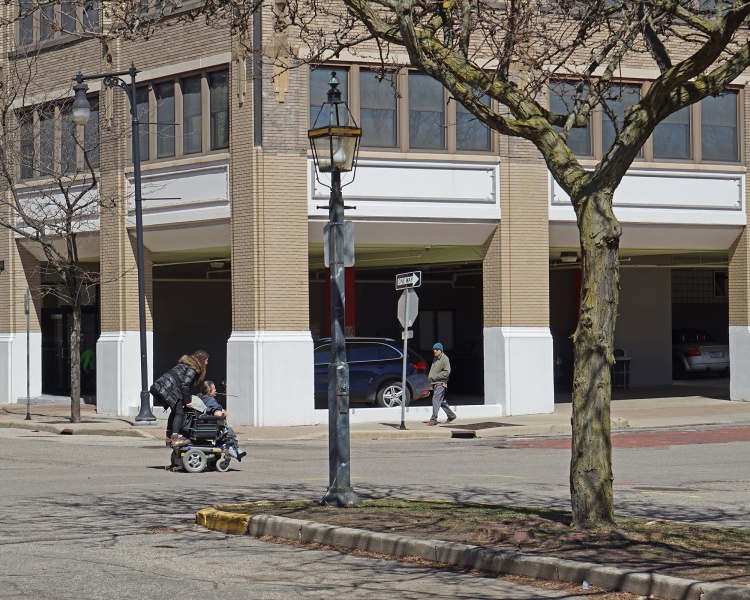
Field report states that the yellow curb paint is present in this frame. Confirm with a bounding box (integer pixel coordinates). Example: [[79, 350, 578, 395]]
[[196, 508, 251, 536]]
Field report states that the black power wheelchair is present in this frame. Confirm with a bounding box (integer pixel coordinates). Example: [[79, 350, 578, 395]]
[[169, 409, 235, 473]]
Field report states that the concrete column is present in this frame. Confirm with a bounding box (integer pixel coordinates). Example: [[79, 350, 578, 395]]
[[0, 233, 42, 404], [726, 86, 750, 401], [96, 56, 154, 417], [226, 13, 313, 426], [482, 137, 554, 416], [729, 229, 750, 402]]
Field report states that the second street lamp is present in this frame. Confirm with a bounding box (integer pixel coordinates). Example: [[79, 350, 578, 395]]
[[309, 72, 361, 507], [72, 66, 156, 425]]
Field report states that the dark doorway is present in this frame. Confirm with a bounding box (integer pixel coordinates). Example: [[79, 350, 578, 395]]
[[41, 306, 99, 396]]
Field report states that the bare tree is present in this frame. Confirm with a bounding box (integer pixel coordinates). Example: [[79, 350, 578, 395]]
[[0, 50, 114, 423], [266, 0, 750, 527]]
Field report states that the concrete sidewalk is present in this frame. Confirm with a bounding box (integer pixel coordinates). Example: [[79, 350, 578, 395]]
[[3, 391, 750, 441]]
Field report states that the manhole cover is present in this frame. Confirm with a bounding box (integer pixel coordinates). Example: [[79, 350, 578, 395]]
[[443, 421, 520, 431]]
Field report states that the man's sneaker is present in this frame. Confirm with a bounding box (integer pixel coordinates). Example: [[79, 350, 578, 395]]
[[171, 436, 190, 448], [236, 449, 247, 461], [427, 420, 438, 426], [446, 416, 456, 423]]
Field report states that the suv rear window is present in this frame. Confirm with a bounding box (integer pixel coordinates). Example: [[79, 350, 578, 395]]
[[378, 343, 401, 360], [347, 342, 380, 362]]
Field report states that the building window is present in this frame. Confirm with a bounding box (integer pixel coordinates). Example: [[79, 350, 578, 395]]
[[359, 69, 397, 148], [208, 71, 229, 150], [456, 96, 492, 152], [549, 81, 592, 156], [19, 111, 34, 180], [182, 75, 202, 155], [60, 104, 78, 174], [17, 100, 99, 181], [701, 91, 738, 162], [309, 68, 349, 128], [138, 68, 229, 163], [83, 99, 100, 169], [17, 1, 99, 45], [309, 65, 495, 155], [550, 80, 741, 164], [155, 81, 175, 158], [653, 106, 691, 160], [409, 72, 446, 150], [136, 87, 150, 162], [18, 0, 35, 44], [601, 84, 642, 157]]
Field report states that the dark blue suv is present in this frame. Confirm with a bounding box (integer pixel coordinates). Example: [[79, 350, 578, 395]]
[[314, 338, 431, 408]]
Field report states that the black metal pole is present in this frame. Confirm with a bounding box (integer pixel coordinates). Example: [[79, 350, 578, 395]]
[[76, 66, 155, 423], [321, 169, 359, 506], [128, 66, 155, 424]]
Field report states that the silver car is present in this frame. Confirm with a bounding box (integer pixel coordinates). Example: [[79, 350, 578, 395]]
[[672, 328, 729, 379]]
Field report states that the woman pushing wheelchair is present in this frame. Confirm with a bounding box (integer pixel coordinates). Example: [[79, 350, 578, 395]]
[[149, 350, 209, 448]]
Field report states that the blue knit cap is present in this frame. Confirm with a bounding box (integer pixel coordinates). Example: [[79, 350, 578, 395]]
[[433, 342, 443, 351]]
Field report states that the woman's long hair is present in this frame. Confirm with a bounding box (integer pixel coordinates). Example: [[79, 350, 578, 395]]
[[191, 350, 209, 385]]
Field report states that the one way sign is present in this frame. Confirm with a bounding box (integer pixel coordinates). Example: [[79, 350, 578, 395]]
[[395, 271, 422, 290]]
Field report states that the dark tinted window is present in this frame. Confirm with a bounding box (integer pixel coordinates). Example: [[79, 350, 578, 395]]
[[348, 343, 379, 362], [379, 344, 402, 360]]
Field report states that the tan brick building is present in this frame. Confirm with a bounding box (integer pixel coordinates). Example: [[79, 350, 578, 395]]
[[0, 4, 746, 425]]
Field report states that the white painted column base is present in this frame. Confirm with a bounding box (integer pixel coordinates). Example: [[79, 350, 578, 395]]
[[730, 326, 750, 402], [484, 327, 555, 416], [96, 331, 154, 417], [226, 330, 314, 426], [0, 332, 42, 404]]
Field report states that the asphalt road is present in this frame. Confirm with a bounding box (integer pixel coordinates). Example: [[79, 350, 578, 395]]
[[1, 425, 749, 598]]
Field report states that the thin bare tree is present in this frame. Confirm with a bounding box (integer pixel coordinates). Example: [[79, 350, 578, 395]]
[[0, 50, 117, 423]]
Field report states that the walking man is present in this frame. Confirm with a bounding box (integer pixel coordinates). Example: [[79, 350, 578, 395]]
[[428, 342, 456, 426]]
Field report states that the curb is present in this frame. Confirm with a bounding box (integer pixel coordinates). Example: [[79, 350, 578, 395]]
[[0, 419, 153, 438], [196, 509, 750, 600]]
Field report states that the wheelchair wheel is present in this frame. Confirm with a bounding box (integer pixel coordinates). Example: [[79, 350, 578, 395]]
[[182, 448, 208, 473], [214, 456, 231, 473]]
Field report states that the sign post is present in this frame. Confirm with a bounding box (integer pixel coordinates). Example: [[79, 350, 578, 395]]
[[396, 271, 421, 430]]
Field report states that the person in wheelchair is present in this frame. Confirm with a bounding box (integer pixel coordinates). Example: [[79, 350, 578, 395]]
[[197, 380, 246, 461]]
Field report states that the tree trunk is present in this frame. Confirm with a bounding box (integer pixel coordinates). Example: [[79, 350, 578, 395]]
[[570, 187, 621, 529], [69, 304, 82, 423]]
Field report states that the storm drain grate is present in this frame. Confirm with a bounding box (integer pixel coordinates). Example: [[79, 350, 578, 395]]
[[443, 421, 520, 431]]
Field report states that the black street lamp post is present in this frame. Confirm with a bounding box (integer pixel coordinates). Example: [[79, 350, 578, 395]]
[[72, 65, 156, 425], [309, 73, 361, 506]]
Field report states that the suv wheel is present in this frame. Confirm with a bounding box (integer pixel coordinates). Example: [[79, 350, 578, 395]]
[[377, 382, 411, 408]]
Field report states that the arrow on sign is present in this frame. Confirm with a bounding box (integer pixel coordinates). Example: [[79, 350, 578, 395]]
[[395, 271, 421, 289]]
